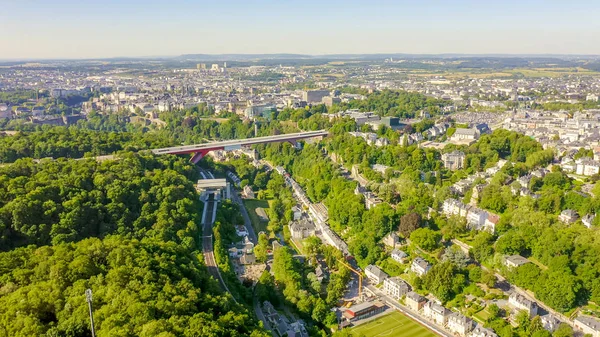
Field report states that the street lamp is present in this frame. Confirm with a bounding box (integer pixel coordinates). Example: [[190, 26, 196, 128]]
[[85, 289, 96, 337]]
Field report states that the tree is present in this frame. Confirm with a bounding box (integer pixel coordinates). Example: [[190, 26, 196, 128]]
[[442, 246, 470, 268], [532, 330, 552, 337], [470, 231, 495, 262], [487, 303, 500, 320], [399, 212, 421, 237], [409, 228, 441, 251], [423, 261, 462, 303], [553, 323, 573, 337]]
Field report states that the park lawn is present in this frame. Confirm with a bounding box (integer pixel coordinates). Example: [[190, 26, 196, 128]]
[[350, 311, 437, 337], [243, 199, 270, 234]]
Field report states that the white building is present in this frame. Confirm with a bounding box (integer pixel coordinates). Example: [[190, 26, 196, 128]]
[[365, 265, 389, 285], [383, 277, 410, 300], [508, 293, 538, 318], [422, 301, 449, 325], [442, 150, 466, 170], [575, 158, 600, 176], [391, 249, 407, 263], [448, 312, 474, 336], [469, 324, 498, 337], [411, 257, 431, 276], [574, 315, 600, 337]]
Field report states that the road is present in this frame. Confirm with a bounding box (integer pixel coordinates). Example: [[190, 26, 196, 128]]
[[365, 285, 453, 337], [231, 190, 257, 244]]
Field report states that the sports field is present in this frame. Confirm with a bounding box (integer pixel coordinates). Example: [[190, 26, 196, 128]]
[[351, 311, 438, 337]]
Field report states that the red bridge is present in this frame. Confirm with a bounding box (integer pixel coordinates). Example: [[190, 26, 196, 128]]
[[151, 130, 328, 163]]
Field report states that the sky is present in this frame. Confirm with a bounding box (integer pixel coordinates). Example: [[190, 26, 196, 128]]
[[1, 0, 600, 59]]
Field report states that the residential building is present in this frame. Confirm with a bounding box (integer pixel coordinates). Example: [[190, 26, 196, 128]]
[[289, 218, 316, 240], [235, 225, 249, 238], [582, 214, 596, 228], [405, 291, 426, 312], [442, 150, 466, 170], [291, 206, 302, 221], [448, 312, 474, 336], [504, 255, 530, 269], [391, 249, 408, 263], [508, 293, 538, 318], [540, 314, 562, 332], [242, 185, 255, 199], [575, 158, 600, 176], [558, 209, 579, 224], [382, 232, 401, 248], [422, 300, 450, 325], [470, 324, 498, 337], [411, 257, 431, 276], [383, 277, 410, 300], [302, 90, 330, 103], [322, 96, 341, 107], [574, 315, 600, 337], [365, 264, 389, 284]]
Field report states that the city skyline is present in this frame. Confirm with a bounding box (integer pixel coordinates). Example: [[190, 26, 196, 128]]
[[2, 0, 600, 59]]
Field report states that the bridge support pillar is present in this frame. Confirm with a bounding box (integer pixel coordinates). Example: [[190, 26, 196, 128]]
[[190, 150, 210, 164]]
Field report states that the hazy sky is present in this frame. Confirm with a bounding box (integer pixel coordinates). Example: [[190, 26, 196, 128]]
[[1, 0, 600, 59]]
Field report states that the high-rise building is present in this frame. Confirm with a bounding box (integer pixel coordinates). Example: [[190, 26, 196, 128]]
[[302, 90, 330, 103]]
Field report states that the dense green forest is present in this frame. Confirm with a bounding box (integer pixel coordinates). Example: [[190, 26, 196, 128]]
[[0, 153, 268, 336], [0, 236, 267, 337]]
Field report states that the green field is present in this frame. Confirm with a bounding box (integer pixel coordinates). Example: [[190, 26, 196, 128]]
[[243, 199, 270, 233], [350, 311, 437, 337]]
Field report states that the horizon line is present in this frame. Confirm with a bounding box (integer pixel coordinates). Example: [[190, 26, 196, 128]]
[[2, 52, 600, 63]]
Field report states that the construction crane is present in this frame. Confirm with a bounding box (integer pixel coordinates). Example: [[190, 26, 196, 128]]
[[338, 259, 363, 300]]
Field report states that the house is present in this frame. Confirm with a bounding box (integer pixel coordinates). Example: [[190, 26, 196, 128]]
[[508, 293, 538, 318], [291, 206, 302, 221], [383, 277, 410, 300], [558, 209, 579, 224], [582, 214, 596, 228], [422, 300, 450, 325], [286, 321, 309, 337], [405, 291, 426, 312], [382, 232, 401, 248], [263, 301, 289, 336], [242, 185, 255, 199], [289, 218, 316, 240], [540, 314, 562, 332], [470, 324, 498, 337], [365, 265, 389, 284], [448, 312, 474, 336], [442, 150, 466, 170], [411, 257, 431, 276], [574, 315, 600, 337], [504, 255, 530, 269], [484, 213, 499, 233], [575, 158, 600, 176], [343, 301, 386, 322], [391, 249, 407, 263], [235, 225, 249, 238]]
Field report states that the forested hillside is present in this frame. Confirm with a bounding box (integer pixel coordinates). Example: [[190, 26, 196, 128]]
[[0, 153, 269, 337]]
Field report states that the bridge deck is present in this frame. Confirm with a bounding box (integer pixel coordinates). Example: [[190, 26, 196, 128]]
[[151, 130, 327, 155]]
